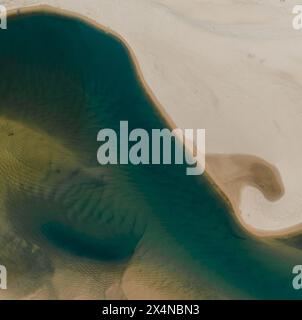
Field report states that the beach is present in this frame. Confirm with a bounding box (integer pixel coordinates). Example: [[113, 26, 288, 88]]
[[1, 5, 302, 300], [2, 0, 301, 236]]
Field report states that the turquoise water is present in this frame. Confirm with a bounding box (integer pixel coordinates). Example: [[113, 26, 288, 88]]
[[0, 11, 302, 299]]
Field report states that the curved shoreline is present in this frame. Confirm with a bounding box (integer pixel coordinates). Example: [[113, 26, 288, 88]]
[[6, 4, 301, 238]]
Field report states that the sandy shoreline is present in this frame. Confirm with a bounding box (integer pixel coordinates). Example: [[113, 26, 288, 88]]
[[3, 3, 302, 300], [207, 154, 302, 237], [6, 4, 250, 235], [4, 2, 302, 238]]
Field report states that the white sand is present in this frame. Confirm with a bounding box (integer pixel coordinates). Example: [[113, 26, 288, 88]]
[[3, 0, 302, 235]]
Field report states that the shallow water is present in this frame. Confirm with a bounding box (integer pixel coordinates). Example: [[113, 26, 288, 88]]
[[0, 11, 301, 299]]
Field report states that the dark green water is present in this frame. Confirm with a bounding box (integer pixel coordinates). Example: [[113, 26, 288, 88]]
[[0, 11, 302, 299]]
